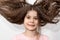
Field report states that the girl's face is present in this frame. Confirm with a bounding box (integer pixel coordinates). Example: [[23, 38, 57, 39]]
[[24, 10, 39, 31]]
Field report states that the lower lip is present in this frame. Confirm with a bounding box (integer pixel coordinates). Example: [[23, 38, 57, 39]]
[[27, 24, 35, 27]]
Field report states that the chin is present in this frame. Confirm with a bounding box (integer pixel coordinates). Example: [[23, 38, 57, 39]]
[[26, 26, 37, 31]]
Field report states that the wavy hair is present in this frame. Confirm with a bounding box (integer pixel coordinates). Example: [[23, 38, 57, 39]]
[[0, 0, 60, 26]]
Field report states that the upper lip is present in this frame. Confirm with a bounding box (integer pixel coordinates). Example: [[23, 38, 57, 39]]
[[27, 24, 35, 26]]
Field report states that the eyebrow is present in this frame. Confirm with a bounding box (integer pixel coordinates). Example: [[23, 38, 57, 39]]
[[26, 14, 37, 17]]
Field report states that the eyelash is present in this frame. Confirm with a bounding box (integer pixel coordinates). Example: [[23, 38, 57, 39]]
[[27, 16, 30, 19], [27, 16, 38, 20], [34, 18, 38, 20]]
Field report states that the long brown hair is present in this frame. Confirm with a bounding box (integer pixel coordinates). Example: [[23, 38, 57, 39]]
[[0, 0, 60, 26]]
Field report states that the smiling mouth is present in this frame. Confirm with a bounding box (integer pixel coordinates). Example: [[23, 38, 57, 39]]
[[27, 24, 35, 27]]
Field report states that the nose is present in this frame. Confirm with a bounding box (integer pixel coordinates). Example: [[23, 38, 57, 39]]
[[30, 18, 34, 23]]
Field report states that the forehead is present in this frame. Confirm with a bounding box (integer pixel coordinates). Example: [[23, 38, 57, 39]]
[[26, 10, 38, 16]]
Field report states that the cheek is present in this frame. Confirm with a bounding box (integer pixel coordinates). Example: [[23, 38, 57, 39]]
[[24, 18, 28, 25], [35, 21, 39, 26]]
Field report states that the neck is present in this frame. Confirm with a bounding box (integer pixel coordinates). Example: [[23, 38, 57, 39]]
[[24, 29, 39, 38]]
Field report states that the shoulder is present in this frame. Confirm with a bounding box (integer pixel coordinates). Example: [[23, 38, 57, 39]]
[[12, 33, 24, 40], [40, 34, 49, 40]]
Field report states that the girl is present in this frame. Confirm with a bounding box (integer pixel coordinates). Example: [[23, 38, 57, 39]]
[[13, 6, 49, 40], [0, 0, 60, 40]]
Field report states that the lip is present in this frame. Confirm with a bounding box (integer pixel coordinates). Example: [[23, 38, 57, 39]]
[[27, 24, 35, 26]]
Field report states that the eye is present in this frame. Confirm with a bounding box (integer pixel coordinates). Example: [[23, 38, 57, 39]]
[[34, 17, 38, 20], [26, 16, 30, 19]]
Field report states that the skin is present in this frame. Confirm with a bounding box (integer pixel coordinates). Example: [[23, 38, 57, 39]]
[[23, 9, 40, 38]]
